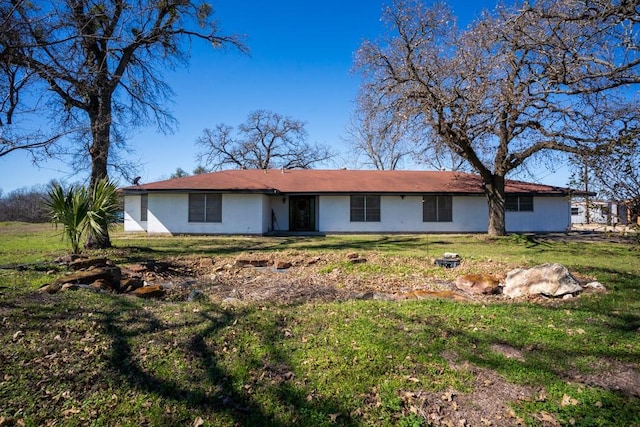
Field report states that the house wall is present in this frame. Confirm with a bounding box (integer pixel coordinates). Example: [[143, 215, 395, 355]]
[[123, 195, 146, 232], [124, 193, 571, 234], [506, 197, 570, 232], [318, 195, 490, 233], [270, 196, 290, 232], [125, 193, 269, 234]]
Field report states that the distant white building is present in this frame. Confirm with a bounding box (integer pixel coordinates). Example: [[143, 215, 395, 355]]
[[571, 200, 629, 226]]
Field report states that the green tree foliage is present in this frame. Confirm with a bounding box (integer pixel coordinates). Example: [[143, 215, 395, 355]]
[[170, 167, 189, 179]]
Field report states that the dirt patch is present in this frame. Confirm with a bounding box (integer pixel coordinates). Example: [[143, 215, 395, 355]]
[[561, 358, 640, 399], [404, 366, 537, 426], [142, 252, 512, 305]]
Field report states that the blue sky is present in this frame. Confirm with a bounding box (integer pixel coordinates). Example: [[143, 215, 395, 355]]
[[0, 0, 573, 194]]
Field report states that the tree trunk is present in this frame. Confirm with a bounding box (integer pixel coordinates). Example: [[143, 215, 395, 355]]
[[484, 174, 506, 236], [84, 100, 112, 250]]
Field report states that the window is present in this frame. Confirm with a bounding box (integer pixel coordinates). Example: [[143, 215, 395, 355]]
[[571, 207, 580, 216], [140, 194, 148, 222], [350, 195, 380, 222], [505, 195, 533, 212], [189, 193, 222, 222], [423, 195, 452, 222]]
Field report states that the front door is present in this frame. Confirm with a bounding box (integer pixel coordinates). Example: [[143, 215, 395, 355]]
[[289, 196, 316, 231]]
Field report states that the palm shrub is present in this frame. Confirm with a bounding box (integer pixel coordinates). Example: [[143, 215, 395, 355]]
[[86, 178, 121, 246], [45, 179, 119, 254]]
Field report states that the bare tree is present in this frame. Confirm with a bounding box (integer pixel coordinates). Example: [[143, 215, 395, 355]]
[[355, 0, 640, 235], [346, 93, 415, 170], [196, 109, 334, 170], [348, 86, 469, 172], [0, 184, 49, 222], [0, 0, 246, 247]]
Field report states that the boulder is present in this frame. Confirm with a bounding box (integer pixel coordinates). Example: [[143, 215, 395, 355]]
[[455, 274, 502, 295], [503, 263, 582, 298]]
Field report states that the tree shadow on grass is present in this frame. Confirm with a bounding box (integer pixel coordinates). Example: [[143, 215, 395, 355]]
[[99, 296, 359, 426], [381, 301, 640, 425]]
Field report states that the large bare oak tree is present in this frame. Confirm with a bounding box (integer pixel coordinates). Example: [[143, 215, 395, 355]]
[[196, 109, 334, 170], [346, 91, 469, 171], [0, 0, 245, 247], [355, 0, 640, 235]]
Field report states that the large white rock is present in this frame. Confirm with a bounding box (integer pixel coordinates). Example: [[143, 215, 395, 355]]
[[503, 263, 583, 298]]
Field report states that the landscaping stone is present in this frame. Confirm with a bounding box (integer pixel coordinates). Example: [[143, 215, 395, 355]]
[[234, 259, 270, 268], [403, 289, 477, 302], [503, 263, 583, 298], [53, 254, 82, 264], [455, 274, 502, 295], [198, 257, 215, 268], [53, 267, 119, 286], [38, 283, 62, 294], [583, 281, 607, 293], [68, 257, 108, 270], [119, 277, 144, 293], [131, 285, 165, 298], [187, 289, 206, 302], [90, 279, 114, 292], [274, 260, 292, 270]]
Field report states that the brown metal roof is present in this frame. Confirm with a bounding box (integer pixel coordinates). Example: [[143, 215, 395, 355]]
[[121, 169, 569, 195]]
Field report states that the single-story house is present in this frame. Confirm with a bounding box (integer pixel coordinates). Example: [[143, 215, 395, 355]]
[[121, 169, 573, 235]]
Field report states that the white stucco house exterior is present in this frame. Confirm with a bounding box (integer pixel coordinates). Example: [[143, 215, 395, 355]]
[[121, 169, 573, 235]]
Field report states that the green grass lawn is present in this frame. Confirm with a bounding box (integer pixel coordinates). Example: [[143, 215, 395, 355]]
[[0, 223, 638, 426]]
